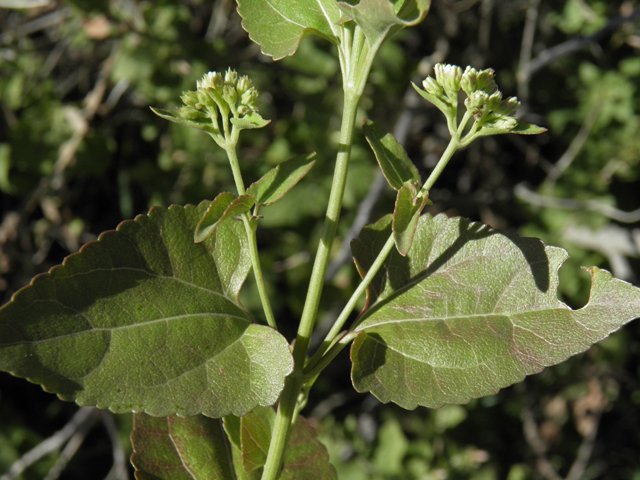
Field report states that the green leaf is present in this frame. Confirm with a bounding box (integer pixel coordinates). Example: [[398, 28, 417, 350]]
[[362, 119, 420, 191], [280, 415, 337, 480], [225, 411, 336, 479], [392, 184, 431, 256], [150, 107, 217, 135], [131, 413, 236, 480], [350, 213, 640, 409], [246, 153, 316, 207], [240, 406, 275, 472], [0, 202, 293, 417], [231, 113, 271, 131], [236, 0, 342, 60], [195, 193, 255, 243], [337, 0, 430, 49]]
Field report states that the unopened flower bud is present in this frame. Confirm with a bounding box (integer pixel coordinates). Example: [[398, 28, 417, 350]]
[[435, 64, 462, 99], [422, 76, 444, 96], [224, 69, 238, 86]]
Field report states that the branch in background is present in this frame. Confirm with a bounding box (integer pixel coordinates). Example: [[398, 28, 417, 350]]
[[514, 184, 640, 223], [102, 411, 130, 480], [526, 6, 640, 78], [562, 224, 640, 282], [0, 408, 99, 480], [517, 0, 541, 103], [515, 184, 640, 281], [542, 100, 601, 188]]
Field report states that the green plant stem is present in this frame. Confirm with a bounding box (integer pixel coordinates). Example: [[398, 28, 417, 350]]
[[242, 214, 277, 329], [421, 135, 461, 194], [261, 67, 364, 480], [306, 135, 463, 374], [223, 142, 276, 329], [306, 233, 396, 369], [223, 136, 246, 195]]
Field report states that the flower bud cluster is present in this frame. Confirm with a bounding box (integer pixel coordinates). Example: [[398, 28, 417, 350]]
[[179, 69, 262, 135], [414, 63, 534, 138]]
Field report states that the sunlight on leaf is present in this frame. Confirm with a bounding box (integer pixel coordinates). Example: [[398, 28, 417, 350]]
[[0, 202, 293, 417], [351, 213, 640, 409], [237, 0, 342, 60]]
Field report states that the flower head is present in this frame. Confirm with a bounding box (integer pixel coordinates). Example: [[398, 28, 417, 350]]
[[414, 63, 546, 140]]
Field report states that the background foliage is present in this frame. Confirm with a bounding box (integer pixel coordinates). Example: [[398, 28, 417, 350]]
[[1, 0, 639, 479]]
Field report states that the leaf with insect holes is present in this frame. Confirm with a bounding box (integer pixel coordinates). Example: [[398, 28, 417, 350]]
[[363, 119, 420, 191], [0, 202, 293, 417], [195, 193, 255, 243], [350, 213, 640, 409], [247, 153, 316, 207], [237, 0, 342, 60]]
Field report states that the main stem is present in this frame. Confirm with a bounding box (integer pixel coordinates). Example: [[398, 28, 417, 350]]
[[260, 89, 361, 480]]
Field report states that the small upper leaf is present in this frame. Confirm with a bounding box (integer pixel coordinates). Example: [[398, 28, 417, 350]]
[[237, 0, 342, 60], [337, 0, 430, 48], [195, 193, 255, 243], [0, 202, 293, 417], [131, 413, 236, 480], [393, 185, 431, 256], [351, 213, 640, 409], [363, 119, 420, 191], [246, 153, 316, 207], [150, 107, 217, 135]]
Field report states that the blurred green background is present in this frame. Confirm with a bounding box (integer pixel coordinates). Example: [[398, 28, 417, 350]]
[[1, 0, 639, 479]]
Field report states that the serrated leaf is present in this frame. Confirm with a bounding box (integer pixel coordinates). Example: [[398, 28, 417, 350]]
[[240, 406, 275, 472], [246, 153, 316, 207], [195, 193, 255, 243], [337, 0, 430, 48], [237, 0, 342, 60], [363, 119, 420, 191], [350, 213, 640, 409], [0, 202, 293, 417], [392, 185, 431, 256], [150, 107, 217, 135], [131, 413, 235, 480]]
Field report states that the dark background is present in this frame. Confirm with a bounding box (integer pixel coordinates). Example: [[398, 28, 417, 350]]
[[1, 1, 639, 478]]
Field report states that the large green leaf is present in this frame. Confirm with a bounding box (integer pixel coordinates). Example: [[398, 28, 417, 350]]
[[236, 0, 342, 60], [0, 202, 293, 417], [350, 214, 640, 409], [131, 413, 236, 480], [337, 0, 430, 49]]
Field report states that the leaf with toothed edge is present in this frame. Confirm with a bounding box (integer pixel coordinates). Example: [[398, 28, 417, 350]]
[[236, 0, 342, 60], [350, 213, 640, 409], [0, 202, 293, 417]]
